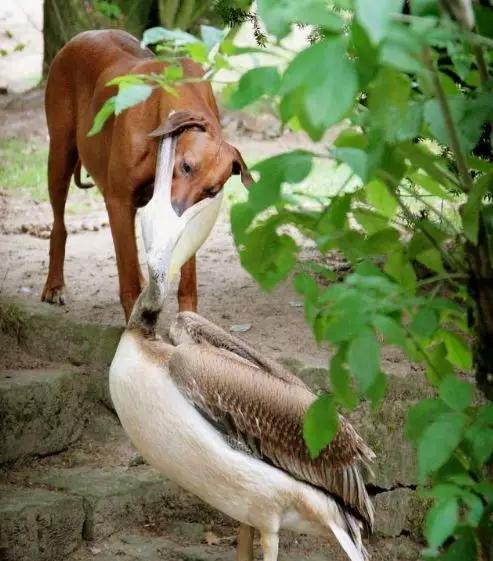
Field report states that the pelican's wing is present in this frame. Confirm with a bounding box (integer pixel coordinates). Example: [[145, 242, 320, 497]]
[[169, 311, 308, 389], [167, 342, 375, 531]]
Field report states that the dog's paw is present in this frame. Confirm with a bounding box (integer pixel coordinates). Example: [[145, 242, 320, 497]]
[[41, 285, 67, 305]]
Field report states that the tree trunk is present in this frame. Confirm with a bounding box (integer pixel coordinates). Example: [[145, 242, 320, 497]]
[[43, 0, 154, 74], [157, 0, 216, 31], [467, 221, 493, 401]]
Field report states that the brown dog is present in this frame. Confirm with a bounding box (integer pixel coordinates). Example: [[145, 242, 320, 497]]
[[42, 29, 251, 321]]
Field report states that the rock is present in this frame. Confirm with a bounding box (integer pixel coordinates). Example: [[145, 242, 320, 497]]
[[0, 485, 84, 561], [298, 367, 330, 393], [374, 488, 429, 538], [229, 324, 251, 333], [27, 466, 222, 539], [0, 296, 123, 407], [128, 453, 147, 467], [0, 368, 89, 463], [28, 467, 175, 539], [349, 400, 418, 489], [177, 544, 235, 561], [276, 356, 305, 375], [170, 521, 206, 542]]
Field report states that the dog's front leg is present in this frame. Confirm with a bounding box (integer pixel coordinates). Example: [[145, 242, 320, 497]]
[[105, 197, 142, 322], [178, 256, 198, 312]]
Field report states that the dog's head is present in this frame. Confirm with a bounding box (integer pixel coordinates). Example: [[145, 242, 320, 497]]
[[149, 110, 252, 216]]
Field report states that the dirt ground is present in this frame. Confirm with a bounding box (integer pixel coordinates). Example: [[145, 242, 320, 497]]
[[0, 89, 342, 368]]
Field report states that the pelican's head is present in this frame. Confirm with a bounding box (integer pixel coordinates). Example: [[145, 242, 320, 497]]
[[129, 111, 252, 332], [148, 110, 252, 218]]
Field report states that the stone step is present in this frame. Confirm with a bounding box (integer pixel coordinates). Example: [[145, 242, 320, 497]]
[[65, 528, 421, 561], [0, 297, 122, 407], [17, 465, 222, 539], [0, 485, 85, 561], [0, 368, 90, 463]]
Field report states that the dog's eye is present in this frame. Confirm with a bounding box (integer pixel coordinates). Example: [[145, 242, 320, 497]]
[[181, 161, 192, 175]]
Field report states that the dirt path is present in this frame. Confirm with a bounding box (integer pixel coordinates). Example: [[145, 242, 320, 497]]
[[0, 89, 334, 367]]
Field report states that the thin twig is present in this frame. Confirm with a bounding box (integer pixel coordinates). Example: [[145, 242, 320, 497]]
[[422, 47, 473, 193], [416, 272, 467, 287]]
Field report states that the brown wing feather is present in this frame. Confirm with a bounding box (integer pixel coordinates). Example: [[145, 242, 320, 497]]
[[169, 311, 308, 388], [168, 342, 375, 530]]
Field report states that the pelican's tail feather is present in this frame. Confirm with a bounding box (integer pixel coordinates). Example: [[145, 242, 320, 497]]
[[328, 512, 369, 561]]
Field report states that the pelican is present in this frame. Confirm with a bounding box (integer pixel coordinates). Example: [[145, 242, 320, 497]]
[[109, 134, 375, 561]]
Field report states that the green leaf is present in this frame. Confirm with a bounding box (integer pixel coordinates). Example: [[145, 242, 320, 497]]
[[355, 0, 404, 44], [347, 328, 380, 392], [366, 179, 397, 218], [410, 307, 439, 339], [88, 96, 116, 136], [440, 331, 472, 371], [441, 530, 477, 561], [230, 202, 255, 245], [425, 343, 454, 385], [163, 64, 183, 81], [249, 151, 312, 213], [141, 27, 198, 47], [258, 0, 343, 39], [303, 394, 339, 459], [368, 68, 414, 143], [228, 67, 280, 110], [418, 412, 465, 480], [353, 208, 389, 235], [114, 84, 153, 116], [439, 376, 473, 412], [332, 148, 368, 182], [185, 42, 208, 64], [200, 25, 225, 51], [409, 171, 454, 201], [464, 424, 493, 465], [425, 498, 458, 548], [254, 150, 313, 183], [372, 314, 406, 346], [384, 251, 417, 294], [463, 493, 484, 527], [475, 480, 493, 502], [424, 93, 493, 155], [281, 37, 358, 140], [351, 19, 379, 87], [366, 370, 387, 409], [321, 291, 368, 343], [462, 173, 490, 244], [330, 348, 358, 410], [238, 222, 298, 290], [415, 248, 445, 275], [365, 228, 401, 254], [294, 272, 319, 326], [399, 142, 456, 191], [406, 398, 449, 442]]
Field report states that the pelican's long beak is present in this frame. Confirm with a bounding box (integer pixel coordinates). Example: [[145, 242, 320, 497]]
[[139, 135, 223, 305]]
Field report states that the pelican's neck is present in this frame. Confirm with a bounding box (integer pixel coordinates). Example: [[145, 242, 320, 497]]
[[128, 264, 169, 337], [128, 134, 176, 337]]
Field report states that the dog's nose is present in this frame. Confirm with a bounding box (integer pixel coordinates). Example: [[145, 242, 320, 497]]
[[171, 199, 186, 217]]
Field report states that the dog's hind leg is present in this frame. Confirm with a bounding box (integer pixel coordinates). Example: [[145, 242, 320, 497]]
[[42, 76, 78, 305], [42, 138, 77, 304]]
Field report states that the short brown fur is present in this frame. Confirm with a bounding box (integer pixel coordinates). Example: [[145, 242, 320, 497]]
[[42, 29, 251, 320]]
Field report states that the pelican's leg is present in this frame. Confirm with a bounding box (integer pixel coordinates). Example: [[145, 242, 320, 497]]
[[237, 523, 255, 561], [260, 532, 279, 561]]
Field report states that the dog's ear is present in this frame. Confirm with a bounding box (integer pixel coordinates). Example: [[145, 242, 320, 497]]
[[230, 145, 253, 188], [149, 111, 209, 138]]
